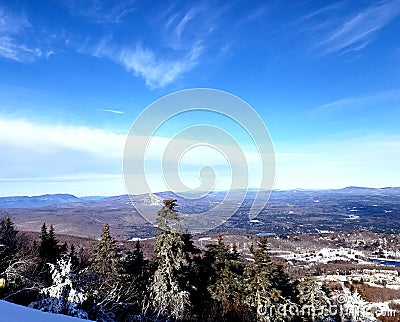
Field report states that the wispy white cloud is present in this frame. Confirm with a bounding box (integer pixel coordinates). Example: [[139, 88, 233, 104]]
[[165, 12, 179, 30], [85, 3, 214, 88], [296, 2, 344, 23], [0, 8, 31, 33], [118, 43, 203, 88], [235, 5, 268, 27], [162, 4, 212, 49], [0, 7, 46, 62], [317, 0, 400, 55], [0, 36, 42, 61], [75, 2, 235, 88], [175, 10, 195, 39], [315, 91, 398, 111], [62, 0, 135, 24], [97, 108, 124, 115]]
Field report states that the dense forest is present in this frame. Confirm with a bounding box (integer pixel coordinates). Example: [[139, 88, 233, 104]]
[[0, 200, 384, 321]]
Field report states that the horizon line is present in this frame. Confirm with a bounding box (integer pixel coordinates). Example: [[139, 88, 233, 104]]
[[0, 185, 399, 198]]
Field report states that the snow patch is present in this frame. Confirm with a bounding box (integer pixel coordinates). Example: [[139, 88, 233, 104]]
[[0, 300, 91, 321]]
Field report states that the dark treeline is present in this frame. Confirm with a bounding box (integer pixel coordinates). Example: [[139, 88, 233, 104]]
[[1, 202, 350, 321]]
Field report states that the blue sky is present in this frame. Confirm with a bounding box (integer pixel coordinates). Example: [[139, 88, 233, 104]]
[[0, 0, 399, 196]]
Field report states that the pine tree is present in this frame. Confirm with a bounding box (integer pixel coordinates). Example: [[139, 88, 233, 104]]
[[124, 240, 145, 276], [0, 216, 19, 282], [118, 240, 152, 320], [244, 237, 291, 321], [38, 223, 62, 264], [150, 199, 195, 320], [155, 198, 181, 232], [69, 244, 80, 270], [84, 224, 124, 320], [40, 222, 48, 238], [91, 223, 121, 276], [202, 235, 247, 319], [0, 216, 18, 251], [48, 224, 61, 260], [296, 277, 332, 322]]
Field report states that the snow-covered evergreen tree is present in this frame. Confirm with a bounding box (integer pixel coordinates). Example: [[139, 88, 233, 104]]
[[337, 286, 376, 322], [149, 199, 193, 320], [296, 277, 332, 321], [29, 257, 88, 319]]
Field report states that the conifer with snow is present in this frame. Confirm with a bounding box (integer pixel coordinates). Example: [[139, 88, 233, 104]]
[[149, 199, 194, 320], [296, 277, 332, 321], [338, 286, 376, 322], [29, 257, 89, 319]]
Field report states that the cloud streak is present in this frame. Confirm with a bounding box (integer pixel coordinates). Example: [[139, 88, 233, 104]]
[[118, 43, 203, 88], [0, 36, 42, 62], [0, 7, 47, 61], [235, 5, 268, 27], [317, 0, 400, 55], [97, 108, 124, 114], [315, 91, 398, 111], [62, 0, 135, 24]]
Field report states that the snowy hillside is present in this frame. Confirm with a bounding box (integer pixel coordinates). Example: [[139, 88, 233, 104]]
[[0, 300, 91, 322]]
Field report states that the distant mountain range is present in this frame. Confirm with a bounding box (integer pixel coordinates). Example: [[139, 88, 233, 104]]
[[1, 187, 399, 209], [2, 187, 399, 239], [0, 194, 82, 209]]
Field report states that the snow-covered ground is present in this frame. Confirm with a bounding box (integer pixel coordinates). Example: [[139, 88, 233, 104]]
[[0, 300, 91, 322], [279, 247, 370, 265], [318, 268, 400, 290], [128, 236, 154, 241]]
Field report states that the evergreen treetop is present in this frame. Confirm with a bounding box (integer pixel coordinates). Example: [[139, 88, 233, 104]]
[[38, 223, 63, 263], [124, 240, 146, 276], [91, 223, 121, 276], [0, 216, 18, 250], [156, 199, 181, 232]]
